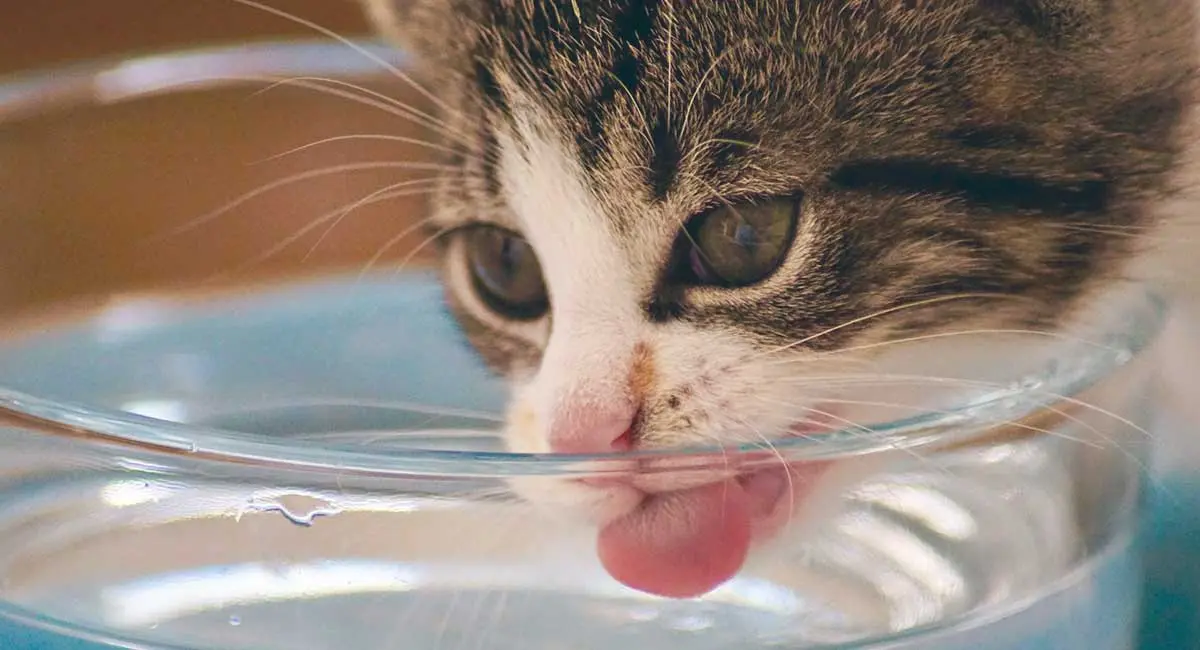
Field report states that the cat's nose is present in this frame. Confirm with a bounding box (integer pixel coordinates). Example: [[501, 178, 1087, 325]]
[[540, 341, 654, 455], [547, 400, 637, 455]]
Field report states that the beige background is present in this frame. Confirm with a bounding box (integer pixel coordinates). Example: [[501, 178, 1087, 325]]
[[0, 2, 371, 76], [0, 1, 435, 316]]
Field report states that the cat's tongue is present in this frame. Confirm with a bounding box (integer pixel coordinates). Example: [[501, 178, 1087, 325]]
[[597, 472, 786, 598]]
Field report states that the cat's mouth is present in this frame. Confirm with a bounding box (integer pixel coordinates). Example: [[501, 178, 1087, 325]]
[[596, 459, 832, 599], [589, 413, 840, 599]]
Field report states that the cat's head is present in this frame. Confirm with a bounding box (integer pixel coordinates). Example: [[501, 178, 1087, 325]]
[[364, 0, 1194, 516]]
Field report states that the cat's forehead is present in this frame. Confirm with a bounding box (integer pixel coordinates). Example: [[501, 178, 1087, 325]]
[[465, 1, 1130, 210], [474, 2, 963, 150]]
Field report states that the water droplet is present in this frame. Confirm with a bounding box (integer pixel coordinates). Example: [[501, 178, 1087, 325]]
[[245, 491, 342, 526], [229, 615, 241, 626]]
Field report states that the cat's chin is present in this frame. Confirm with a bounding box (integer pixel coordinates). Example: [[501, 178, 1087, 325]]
[[504, 472, 644, 526]]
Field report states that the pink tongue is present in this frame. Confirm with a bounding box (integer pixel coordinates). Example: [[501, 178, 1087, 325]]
[[597, 479, 752, 599]]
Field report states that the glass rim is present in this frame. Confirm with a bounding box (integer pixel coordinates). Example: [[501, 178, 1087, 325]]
[[0, 39, 1170, 478], [0, 38, 409, 123]]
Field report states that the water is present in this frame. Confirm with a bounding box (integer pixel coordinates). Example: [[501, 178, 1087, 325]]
[[0, 543, 1138, 650], [0, 275, 1160, 648], [0, 426, 1141, 650]]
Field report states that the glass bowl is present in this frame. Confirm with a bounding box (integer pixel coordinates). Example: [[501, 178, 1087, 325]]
[[0, 40, 1165, 650]]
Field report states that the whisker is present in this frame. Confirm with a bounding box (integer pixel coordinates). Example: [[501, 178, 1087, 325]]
[[749, 293, 1032, 359], [253, 133, 469, 165], [153, 161, 454, 240], [303, 179, 443, 260], [228, 0, 461, 119], [755, 327, 1125, 368], [761, 399, 956, 478], [808, 396, 1104, 449], [676, 392, 739, 474], [749, 394, 883, 444], [362, 223, 458, 280], [807, 394, 1152, 477], [772, 372, 1157, 441], [365, 216, 458, 278], [246, 76, 469, 146], [730, 412, 797, 524], [204, 182, 441, 281]]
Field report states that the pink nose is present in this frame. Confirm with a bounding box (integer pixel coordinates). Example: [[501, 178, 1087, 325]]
[[547, 400, 637, 455]]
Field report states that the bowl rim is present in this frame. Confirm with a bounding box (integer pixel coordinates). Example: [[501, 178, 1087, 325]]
[[0, 38, 409, 124], [0, 38, 1170, 478]]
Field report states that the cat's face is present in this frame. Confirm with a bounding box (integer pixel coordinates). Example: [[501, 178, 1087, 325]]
[[365, 0, 1193, 511]]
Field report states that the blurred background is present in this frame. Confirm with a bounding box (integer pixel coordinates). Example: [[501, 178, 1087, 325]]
[[0, 2, 367, 75], [0, 1, 438, 317], [2, 2, 1198, 419]]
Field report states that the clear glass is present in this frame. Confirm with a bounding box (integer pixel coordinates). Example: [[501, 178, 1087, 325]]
[[0, 40, 1165, 650]]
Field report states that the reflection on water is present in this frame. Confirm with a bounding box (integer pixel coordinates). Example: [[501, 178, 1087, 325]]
[[0, 426, 1139, 650]]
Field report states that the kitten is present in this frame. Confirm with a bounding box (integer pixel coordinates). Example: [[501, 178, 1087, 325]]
[[361, 0, 1198, 598]]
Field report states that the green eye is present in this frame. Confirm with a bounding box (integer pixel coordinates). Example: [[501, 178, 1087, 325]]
[[681, 196, 801, 287], [464, 226, 549, 320]]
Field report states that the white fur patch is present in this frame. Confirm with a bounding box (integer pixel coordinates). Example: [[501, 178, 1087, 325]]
[[494, 100, 647, 454]]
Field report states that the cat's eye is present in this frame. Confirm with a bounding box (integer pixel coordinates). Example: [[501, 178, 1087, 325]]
[[463, 226, 549, 320], [675, 196, 801, 288]]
